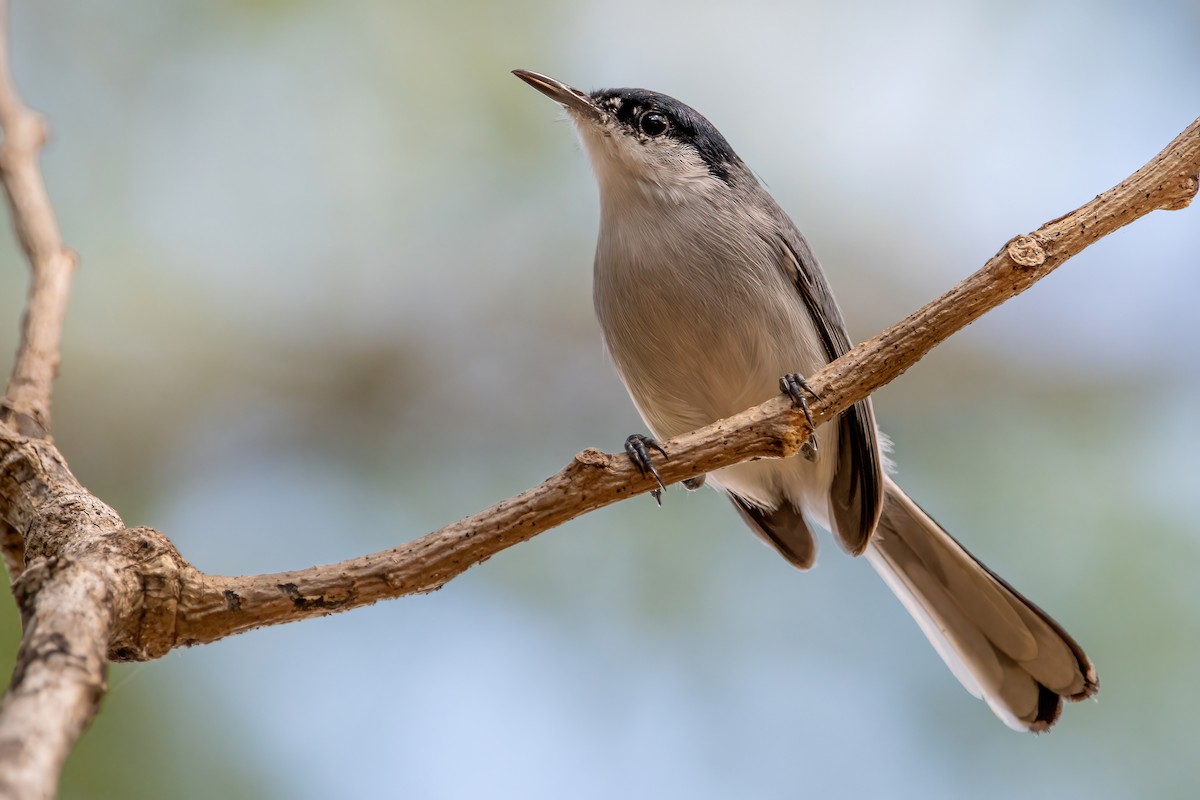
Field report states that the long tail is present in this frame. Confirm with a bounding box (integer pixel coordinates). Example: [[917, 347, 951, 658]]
[[867, 477, 1098, 732]]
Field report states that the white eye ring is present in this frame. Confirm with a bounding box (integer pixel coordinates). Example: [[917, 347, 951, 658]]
[[638, 110, 669, 137]]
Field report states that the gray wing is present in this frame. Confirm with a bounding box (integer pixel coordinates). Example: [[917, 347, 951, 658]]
[[728, 493, 818, 570], [774, 225, 883, 555]]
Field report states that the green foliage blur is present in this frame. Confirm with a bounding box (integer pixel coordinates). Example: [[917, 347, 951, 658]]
[[2, 0, 1199, 798]]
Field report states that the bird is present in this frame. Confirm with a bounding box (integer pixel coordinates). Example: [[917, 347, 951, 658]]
[[513, 69, 1098, 732]]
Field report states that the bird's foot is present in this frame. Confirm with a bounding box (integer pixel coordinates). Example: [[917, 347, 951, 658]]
[[624, 433, 668, 505], [780, 373, 819, 462]]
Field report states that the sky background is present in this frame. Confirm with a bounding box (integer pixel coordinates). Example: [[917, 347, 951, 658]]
[[2, 0, 1199, 797]]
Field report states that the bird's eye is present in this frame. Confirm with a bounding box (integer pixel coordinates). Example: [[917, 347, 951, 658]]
[[638, 110, 669, 137]]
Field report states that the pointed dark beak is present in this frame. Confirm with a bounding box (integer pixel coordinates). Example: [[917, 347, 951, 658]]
[[512, 69, 601, 121]]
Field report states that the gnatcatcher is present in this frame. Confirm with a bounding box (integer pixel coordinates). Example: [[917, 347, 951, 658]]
[[514, 69, 1097, 732]]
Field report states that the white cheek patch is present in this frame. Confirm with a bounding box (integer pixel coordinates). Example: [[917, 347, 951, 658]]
[[574, 121, 723, 205]]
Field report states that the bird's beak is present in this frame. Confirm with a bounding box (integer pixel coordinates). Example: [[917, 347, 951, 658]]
[[512, 69, 601, 121]]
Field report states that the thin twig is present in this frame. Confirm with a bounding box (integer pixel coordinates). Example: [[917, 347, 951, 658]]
[[0, 0, 75, 438], [167, 115, 1199, 644]]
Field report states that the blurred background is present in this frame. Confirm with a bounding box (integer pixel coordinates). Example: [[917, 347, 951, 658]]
[[2, 0, 1198, 797]]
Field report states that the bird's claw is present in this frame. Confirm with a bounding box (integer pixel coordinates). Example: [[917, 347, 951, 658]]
[[625, 433, 668, 504], [780, 373, 819, 462]]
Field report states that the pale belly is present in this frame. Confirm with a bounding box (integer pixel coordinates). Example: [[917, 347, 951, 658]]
[[594, 243, 838, 526]]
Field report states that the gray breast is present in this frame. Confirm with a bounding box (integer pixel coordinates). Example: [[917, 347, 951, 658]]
[[592, 196, 827, 439]]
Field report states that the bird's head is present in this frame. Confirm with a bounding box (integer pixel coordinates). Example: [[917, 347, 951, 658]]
[[514, 70, 746, 205]]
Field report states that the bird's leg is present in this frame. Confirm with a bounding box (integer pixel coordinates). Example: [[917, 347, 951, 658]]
[[624, 433, 668, 504], [780, 373, 819, 462]]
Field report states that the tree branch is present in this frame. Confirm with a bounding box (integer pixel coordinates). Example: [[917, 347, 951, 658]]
[[0, 0, 74, 441], [0, 3, 106, 795], [0, 557, 115, 800], [0, 5, 1196, 791], [168, 113, 1199, 643]]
